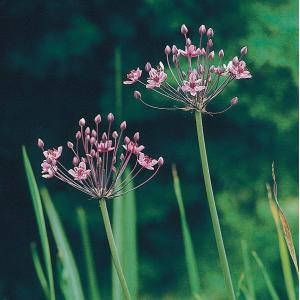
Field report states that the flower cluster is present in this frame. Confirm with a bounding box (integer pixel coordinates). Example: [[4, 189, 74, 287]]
[[124, 24, 252, 114], [38, 113, 164, 199]]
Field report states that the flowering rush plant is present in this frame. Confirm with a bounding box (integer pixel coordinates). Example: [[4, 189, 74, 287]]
[[37, 113, 164, 200], [124, 24, 251, 114]]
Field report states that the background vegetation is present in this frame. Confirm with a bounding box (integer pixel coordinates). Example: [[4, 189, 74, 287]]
[[1, 0, 298, 299]]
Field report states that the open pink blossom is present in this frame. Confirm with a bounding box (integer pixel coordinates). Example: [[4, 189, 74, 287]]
[[226, 57, 252, 79], [123, 68, 142, 85], [179, 44, 201, 58], [68, 162, 91, 181], [137, 153, 158, 170], [181, 70, 206, 96], [38, 113, 164, 199], [146, 68, 167, 89]]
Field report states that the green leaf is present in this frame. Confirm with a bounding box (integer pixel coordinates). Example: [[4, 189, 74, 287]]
[[40, 188, 85, 300], [22, 146, 55, 300], [172, 165, 201, 298], [252, 251, 280, 300], [77, 207, 102, 300]]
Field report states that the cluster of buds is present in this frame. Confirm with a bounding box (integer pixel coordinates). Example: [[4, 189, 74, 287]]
[[124, 24, 251, 114], [38, 113, 164, 199]]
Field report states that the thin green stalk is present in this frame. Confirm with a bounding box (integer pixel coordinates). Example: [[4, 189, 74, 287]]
[[194, 111, 235, 300], [99, 199, 131, 300]]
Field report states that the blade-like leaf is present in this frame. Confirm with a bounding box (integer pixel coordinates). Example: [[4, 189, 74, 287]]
[[252, 251, 280, 300], [40, 188, 85, 300], [172, 165, 201, 298], [271, 163, 298, 274], [22, 146, 55, 300], [267, 183, 296, 300], [30, 242, 49, 299], [77, 207, 102, 300]]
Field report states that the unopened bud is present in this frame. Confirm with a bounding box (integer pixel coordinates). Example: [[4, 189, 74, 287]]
[[172, 45, 178, 55], [218, 49, 224, 58], [73, 156, 79, 166], [165, 45, 171, 55], [107, 113, 114, 122], [186, 38, 191, 46], [181, 24, 188, 35], [85, 127, 90, 135], [91, 129, 97, 137], [102, 133, 107, 141], [112, 131, 118, 139], [76, 131, 81, 140], [94, 114, 101, 124], [199, 24, 206, 34], [207, 28, 214, 37], [133, 132, 140, 142], [134, 90, 141, 100], [120, 121, 127, 130], [124, 136, 130, 145], [207, 39, 213, 48], [240, 46, 248, 55], [90, 137, 96, 145], [145, 62, 151, 72], [231, 97, 238, 105], [208, 51, 215, 60], [67, 141, 73, 148], [79, 118, 85, 127], [37, 138, 44, 148], [158, 157, 164, 166]]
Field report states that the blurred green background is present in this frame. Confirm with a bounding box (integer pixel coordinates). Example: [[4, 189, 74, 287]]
[[1, 0, 298, 299]]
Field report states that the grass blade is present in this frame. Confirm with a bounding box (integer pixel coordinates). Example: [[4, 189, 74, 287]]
[[31, 242, 49, 299], [241, 240, 256, 300], [267, 183, 296, 300], [171, 165, 201, 298], [77, 207, 102, 300], [252, 251, 280, 300], [22, 146, 55, 300], [40, 187, 85, 300]]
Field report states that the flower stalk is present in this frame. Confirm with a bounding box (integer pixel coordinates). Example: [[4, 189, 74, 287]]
[[99, 199, 131, 300], [195, 111, 236, 300]]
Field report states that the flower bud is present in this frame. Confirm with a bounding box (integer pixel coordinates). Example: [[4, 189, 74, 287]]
[[172, 45, 178, 55], [79, 118, 85, 127], [76, 131, 81, 140], [94, 114, 101, 124], [186, 38, 191, 46], [37, 138, 44, 148], [91, 129, 97, 137], [145, 62, 151, 72], [133, 132, 140, 142], [112, 131, 118, 139], [158, 157, 164, 166], [218, 49, 224, 58], [207, 39, 213, 48], [120, 121, 127, 130], [73, 156, 79, 166], [102, 133, 107, 141], [67, 141, 73, 148], [231, 97, 238, 105], [207, 28, 214, 37], [90, 137, 96, 144], [133, 90, 141, 100], [107, 113, 114, 122], [85, 127, 90, 135], [208, 51, 215, 60], [124, 136, 130, 145], [199, 25, 206, 34], [165, 45, 171, 55], [181, 24, 188, 35], [240, 46, 248, 55], [232, 56, 239, 66]]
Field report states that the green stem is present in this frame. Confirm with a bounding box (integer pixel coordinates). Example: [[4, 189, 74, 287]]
[[195, 111, 236, 300], [99, 199, 131, 300]]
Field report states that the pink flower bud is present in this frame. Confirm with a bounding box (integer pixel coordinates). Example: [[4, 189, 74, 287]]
[[112, 131, 118, 139], [172, 45, 178, 55], [232, 56, 239, 66], [37, 138, 44, 148], [76, 131, 81, 140], [133, 132, 140, 142], [240, 46, 248, 55], [158, 157, 164, 166], [90, 137, 96, 144], [231, 97, 238, 105], [120, 153, 125, 161], [186, 38, 191, 46], [201, 48, 206, 55], [208, 51, 215, 60], [107, 113, 114, 122], [79, 118, 85, 127], [91, 129, 97, 137], [218, 49, 224, 58], [181, 24, 188, 35], [94, 114, 101, 124], [133, 90, 141, 99], [145, 62, 151, 72], [199, 24, 206, 34], [207, 28, 214, 37], [207, 39, 213, 48], [73, 156, 79, 166], [120, 121, 127, 130], [102, 133, 107, 141], [124, 136, 130, 145], [67, 141, 73, 148], [85, 127, 90, 135], [165, 45, 171, 55]]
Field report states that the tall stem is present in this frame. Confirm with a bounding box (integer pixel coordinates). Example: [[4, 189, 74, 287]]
[[99, 199, 131, 300], [195, 111, 236, 300]]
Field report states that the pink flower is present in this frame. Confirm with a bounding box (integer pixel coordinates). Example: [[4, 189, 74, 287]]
[[226, 58, 252, 79], [179, 44, 201, 58], [146, 68, 167, 89], [68, 162, 91, 181], [137, 153, 158, 170], [123, 141, 145, 155], [181, 70, 206, 96], [41, 160, 57, 178], [123, 68, 142, 85], [43, 146, 63, 161], [97, 140, 114, 153]]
